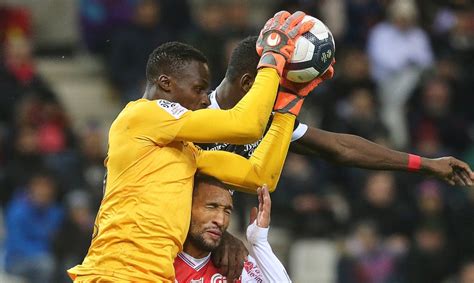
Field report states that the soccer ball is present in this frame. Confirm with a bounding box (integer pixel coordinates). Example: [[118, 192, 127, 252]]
[[285, 16, 335, 83]]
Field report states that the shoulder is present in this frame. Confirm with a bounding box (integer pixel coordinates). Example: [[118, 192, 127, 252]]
[[123, 99, 189, 121], [155, 99, 189, 119]]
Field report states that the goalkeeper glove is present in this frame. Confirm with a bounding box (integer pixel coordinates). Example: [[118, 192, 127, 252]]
[[256, 11, 314, 77], [274, 62, 335, 116]]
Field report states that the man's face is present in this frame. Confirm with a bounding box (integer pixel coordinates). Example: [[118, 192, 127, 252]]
[[29, 176, 56, 207], [168, 61, 211, 111], [187, 182, 233, 252]]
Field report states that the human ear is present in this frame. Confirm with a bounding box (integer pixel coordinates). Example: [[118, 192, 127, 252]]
[[156, 74, 172, 92], [240, 73, 254, 93]]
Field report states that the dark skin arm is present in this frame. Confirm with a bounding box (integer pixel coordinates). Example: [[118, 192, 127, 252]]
[[291, 126, 474, 187], [211, 231, 248, 282]]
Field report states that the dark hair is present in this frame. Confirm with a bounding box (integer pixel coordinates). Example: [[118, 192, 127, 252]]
[[193, 174, 232, 196], [146, 41, 208, 83], [225, 36, 259, 82]]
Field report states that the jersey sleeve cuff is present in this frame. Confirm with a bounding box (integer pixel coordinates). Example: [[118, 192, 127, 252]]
[[246, 222, 269, 244], [291, 122, 308, 142]]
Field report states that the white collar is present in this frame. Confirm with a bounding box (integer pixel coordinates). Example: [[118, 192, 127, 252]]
[[178, 252, 211, 271], [208, 90, 221, 110]]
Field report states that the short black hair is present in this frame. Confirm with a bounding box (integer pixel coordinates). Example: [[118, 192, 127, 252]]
[[225, 36, 259, 82], [193, 173, 232, 197], [146, 41, 208, 83]]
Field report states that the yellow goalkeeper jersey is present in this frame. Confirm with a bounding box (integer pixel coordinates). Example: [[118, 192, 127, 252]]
[[68, 68, 295, 282]]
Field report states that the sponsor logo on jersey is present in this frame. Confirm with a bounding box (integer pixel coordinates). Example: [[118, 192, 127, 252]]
[[156, 99, 188, 119], [244, 260, 263, 282], [211, 273, 226, 283]]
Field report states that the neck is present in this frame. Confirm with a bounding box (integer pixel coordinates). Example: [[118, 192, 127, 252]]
[[215, 78, 242, 110], [183, 241, 211, 259]]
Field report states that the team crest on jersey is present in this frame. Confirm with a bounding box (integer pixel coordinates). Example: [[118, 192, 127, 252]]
[[156, 99, 188, 119], [190, 278, 204, 283], [211, 273, 226, 283]]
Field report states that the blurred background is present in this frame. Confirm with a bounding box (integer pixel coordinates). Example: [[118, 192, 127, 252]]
[[0, 0, 473, 282]]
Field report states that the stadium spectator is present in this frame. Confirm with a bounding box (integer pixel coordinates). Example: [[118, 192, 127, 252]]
[[108, 0, 171, 103], [367, 0, 434, 148], [3, 95, 79, 200], [275, 153, 341, 237], [319, 47, 377, 133], [54, 190, 94, 283], [414, 180, 450, 234], [332, 87, 388, 142], [1, 124, 43, 206], [182, 1, 228, 87], [450, 189, 474, 261], [0, 35, 57, 125], [405, 223, 456, 283], [77, 123, 106, 207], [3, 172, 63, 283], [409, 77, 472, 155], [337, 221, 400, 283], [352, 172, 413, 237], [0, 5, 31, 44], [79, 0, 136, 54]]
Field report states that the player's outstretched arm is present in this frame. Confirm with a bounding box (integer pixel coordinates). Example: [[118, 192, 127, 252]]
[[291, 127, 474, 186], [197, 113, 296, 193]]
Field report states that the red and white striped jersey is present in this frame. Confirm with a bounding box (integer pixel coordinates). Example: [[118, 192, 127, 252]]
[[174, 252, 263, 283], [174, 223, 291, 283]]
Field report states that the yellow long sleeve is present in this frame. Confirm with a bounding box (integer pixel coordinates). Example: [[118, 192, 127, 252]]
[[196, 113, 296, 193], [175, 68, 279, 144]]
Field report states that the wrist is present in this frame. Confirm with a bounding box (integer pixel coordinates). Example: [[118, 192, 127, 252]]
[[420, 157, 434, 173], [257, 52, 285, 77], [273, 91, 304, 116], [246, 222, 269, 244], [407, 154, 422, 172]]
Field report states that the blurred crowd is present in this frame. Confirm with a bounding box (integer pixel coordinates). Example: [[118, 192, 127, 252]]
[[0, 0, 473, 282]]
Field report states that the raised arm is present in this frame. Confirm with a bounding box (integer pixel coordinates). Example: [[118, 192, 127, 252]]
[[175, 68, 279, 144], [245, 186, 291, 282], [291, 126, 474, 186], [195, 64, 334, 192], [175, 11, 314, 145], [196, 113, 296, 193]]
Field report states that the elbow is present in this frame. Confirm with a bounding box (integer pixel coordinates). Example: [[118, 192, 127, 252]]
[[267, 183, 277, 193], [243, 111, 267, 140], [245, 118, 266, 141], [249, 124, 265, 141], [262, 172, 280, 193]]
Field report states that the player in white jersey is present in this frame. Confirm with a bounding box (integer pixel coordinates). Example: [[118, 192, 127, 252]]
[[174, 174, 291, 283], [195, 35, 473, 282], [199, 36, 473, 185]]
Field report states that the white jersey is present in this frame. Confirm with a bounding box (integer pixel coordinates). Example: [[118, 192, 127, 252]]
[[199, 90, 308, 158]]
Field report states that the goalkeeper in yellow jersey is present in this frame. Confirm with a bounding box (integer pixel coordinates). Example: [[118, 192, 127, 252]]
[[68, 11, 324, 282]]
